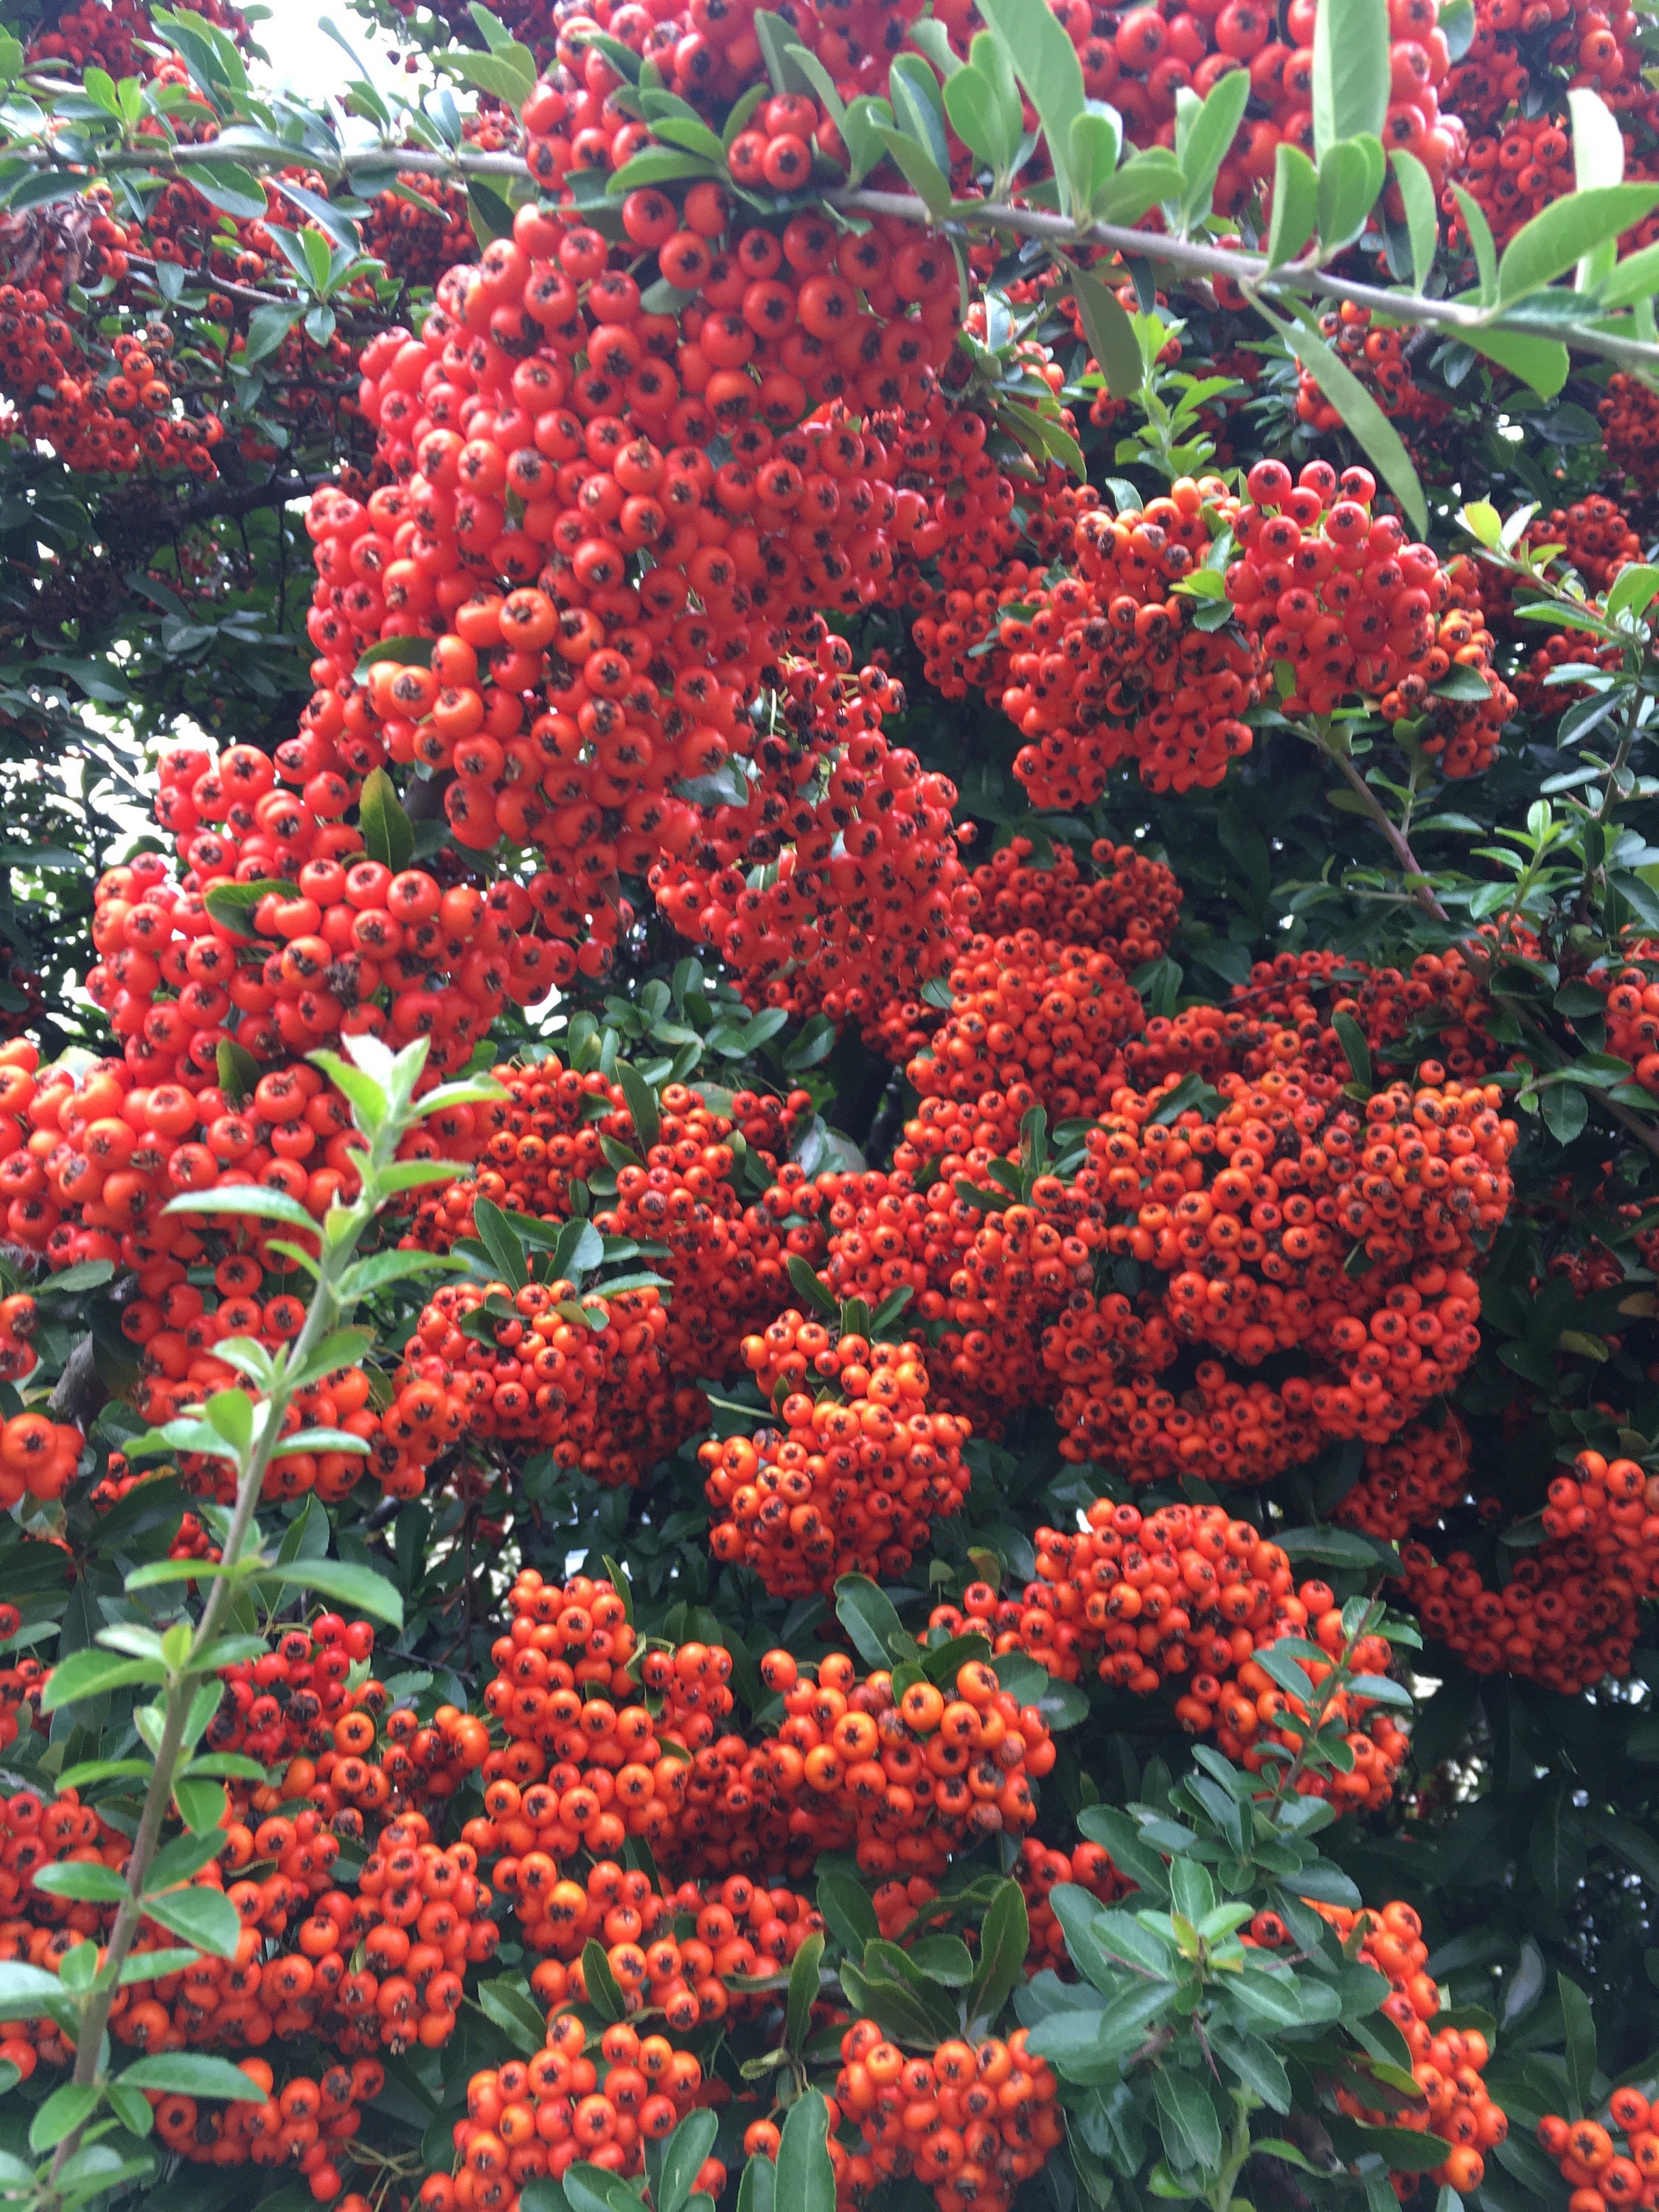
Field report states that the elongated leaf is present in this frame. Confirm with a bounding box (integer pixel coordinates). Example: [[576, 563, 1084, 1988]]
[[41, 1646, 165, 1711], [835, 1573, 908, 1669], [1316, 133, 1385, 252], [1391, 147, 1437, 290], [1276, 305, 1427, 535], [1312, 0, 1388, 156], [1496, 184, 1659, 303], [976, 0, 1085, 208], [1074, 267, 1143, 397], [251, 1559, 403, 1627], [774, 2090, 834, 2212], [967, 1880, 1030, 2026], [1153, 2067, 1222, 2172], [119, 2053, 268, 2100], [1453, 186, 1498, 301], [1559, 1972, 1596, 2115], [359, 767, 416, 874], [1179, 65, 1249, 226], [655, 2110, 719, 2212], [142, 1885, 240, 1959], [786, 1930, 824, 2051], [616, 1060, 661, 1150], [1267, 142, 1318, 267]]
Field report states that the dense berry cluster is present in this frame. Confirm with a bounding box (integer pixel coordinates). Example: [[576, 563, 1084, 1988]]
[[826, 2019, 1061, 2212], [967, 1498, 1411, 1807], [1398, 1451, 1659, 1690], [703, 1313, 971, 1593], [1304, 1902, 1505, 2194], [1537, 2087, 1659, 2212]]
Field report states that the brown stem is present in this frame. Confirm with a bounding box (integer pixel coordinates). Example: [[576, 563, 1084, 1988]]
[[1321, 741, 1450, 924]]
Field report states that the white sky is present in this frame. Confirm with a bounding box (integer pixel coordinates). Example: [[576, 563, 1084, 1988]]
[[248, 0, 414, 102]]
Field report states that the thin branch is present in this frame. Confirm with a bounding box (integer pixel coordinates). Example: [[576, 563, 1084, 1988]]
[[830, 188, 1659, 378], [8, 136, 1659, 375], [1319, 740, 1451, 924]]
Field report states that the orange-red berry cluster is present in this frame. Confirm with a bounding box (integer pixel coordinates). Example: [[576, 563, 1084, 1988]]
[[703, 1313, 971, 1593]]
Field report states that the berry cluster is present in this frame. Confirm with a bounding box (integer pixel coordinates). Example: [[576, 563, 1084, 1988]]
[[509, 1860, 820, 2026], [1537, 2087, 1659, 2212], [1291, 1902, 1506, 2194], [999, 481, 1259, 803], [1334, 1413, 1472, 1540], [436, 2014, 717, 2209], [1397, 1452, 1659, 1691], [759, 1646, 1058, 1873], [702, 1313, 971, 1593], [146, 2055, 383, 2202], [1298, 305, 1450, 435], [955, 1498, 1410, 1808], [826, 2018, 1061, 2212], [1229, 459, 1511, 762]]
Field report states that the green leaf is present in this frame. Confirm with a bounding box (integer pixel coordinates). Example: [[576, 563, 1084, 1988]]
[[1073, 267, 1143, 397], [975, 0, 1085, 209], [1180, 65, 1250, 227], [1540, 1082, 1588, 1145], [1332, 1010, 1371, 1091], [31, 1862, 129, 1904], [142, 1885, 241, 1960], [477, 1977, 546, 2056], [582, 1939, 627, 2023], [869, 123, 952, 219], [655, 2110, 719, 2212], [119, 2053, 268, 2101], [240, 303, 302, 366], [786, 1255, 837, 1318], [359, 767, 415, 874], [1495, 184, 1659, 304], [835, 1573, 909, 1670], [1559, 1972, 1596, 2115], [41, 1646, 166, 1711], [947, 41, 1026, 175], [1353, 2126, 1454, 2171], [30, 2081, 100, 2154], [967, 1879, 1030, 2025], [472, 1197, 529, 1292], [890, 54, 951, 176], [1390, 147, 1438, 291], [1316, 133, 1386, 253], [1275, 304, 1427, 536], [447, 43, 536, 108], [1267, 142, 1319, 267], [1312, 0, 1389, 157], [355, 635, 434, 676], [188, 159, 268, 219], [774, 2089, 834, 2212], [1211, 2032, 1292, 2114], [616, 1061, 661, 1151], [1071, 109, 1123, 218], [1604, 563, 1659, 622], [786, 1930, 824, 2051], [1596, 239, 1659, 308], [251, 1559, 403, 1627], [818, 1870, 880, 1956], [1093, 146, 1185, 224], [0, 1961, 73, 2015], [1453, 185, 1498, 302], [1153, 2069, 1222, 2173]]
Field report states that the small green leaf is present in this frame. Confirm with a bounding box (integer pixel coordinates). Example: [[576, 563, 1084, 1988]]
[[1390, 147, 1438, 290], [359, 767, 415, 874], [1267, 142, 1319, 267], [1073, 267, 1144, 397]]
